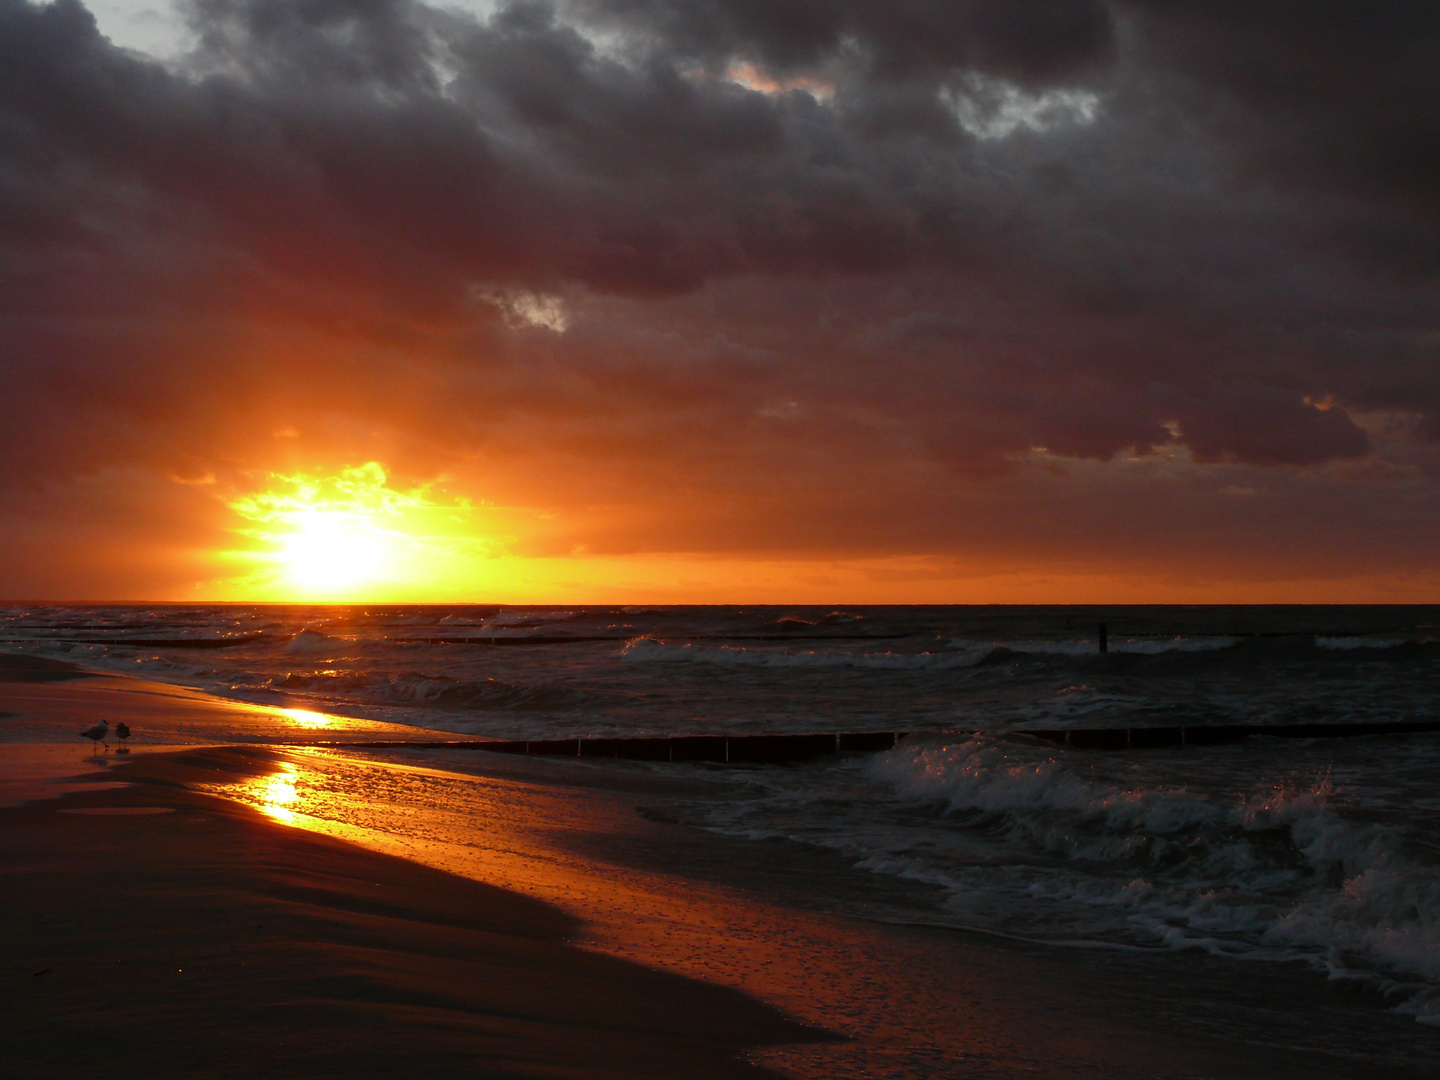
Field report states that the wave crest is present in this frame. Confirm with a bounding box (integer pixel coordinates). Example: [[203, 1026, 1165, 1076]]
[[867, 734, 1440, 1000], [268, 669, 577, 711], [283, 629, 341, 655], [620, 636, 983, 670]]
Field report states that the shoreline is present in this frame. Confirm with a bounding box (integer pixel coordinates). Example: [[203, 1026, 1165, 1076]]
[[2, 748, 820, 1079], [2, 654, 826, 1078], [6, 657, 1440, 1077]]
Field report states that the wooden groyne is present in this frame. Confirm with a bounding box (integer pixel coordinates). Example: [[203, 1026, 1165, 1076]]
[[315, 718, 1440, 763], [329, 730, 905, 763], [387, 631, 921, 645]]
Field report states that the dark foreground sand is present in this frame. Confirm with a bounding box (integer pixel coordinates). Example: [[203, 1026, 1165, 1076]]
[[1, 748, 823, 1079], [2, 655, 820, 1078], [6, 656, 1440, 1079]]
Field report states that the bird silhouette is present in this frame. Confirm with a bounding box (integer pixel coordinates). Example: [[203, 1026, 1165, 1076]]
[[79, 721, 108, 753], [115, 722, 131, 752]]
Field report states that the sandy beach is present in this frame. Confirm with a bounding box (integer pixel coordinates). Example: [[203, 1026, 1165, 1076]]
[[3, 756, 823, 1078], [6, 656, 1440, 1079]]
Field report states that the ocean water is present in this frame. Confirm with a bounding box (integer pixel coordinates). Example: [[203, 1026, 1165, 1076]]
[[5, 602, 1440, 1030]]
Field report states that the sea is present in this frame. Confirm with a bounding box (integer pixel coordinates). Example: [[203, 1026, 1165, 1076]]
[[5, 602, 1440, 1045]]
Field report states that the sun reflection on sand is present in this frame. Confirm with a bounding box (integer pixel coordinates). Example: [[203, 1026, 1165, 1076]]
[[279, 708, 335, 729], [254, 763, 300, 824], [202, 747, 1006, 1078]]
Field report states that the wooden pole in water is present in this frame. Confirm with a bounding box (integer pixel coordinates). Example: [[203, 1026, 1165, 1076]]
[[1098, 622, 1108, 654]]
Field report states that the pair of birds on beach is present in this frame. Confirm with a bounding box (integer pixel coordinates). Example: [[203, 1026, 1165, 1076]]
[[79, 721, 130, 753]]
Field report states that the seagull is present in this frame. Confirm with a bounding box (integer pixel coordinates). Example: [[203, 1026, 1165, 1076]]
[[115, 722, 131, 752], [79, 721, 108, 753]]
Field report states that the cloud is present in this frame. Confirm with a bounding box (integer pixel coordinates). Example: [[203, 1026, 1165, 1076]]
[[0, 0, 1437, 595], [1124, 1, 1440, 214], [567, 0, 1116, 85]]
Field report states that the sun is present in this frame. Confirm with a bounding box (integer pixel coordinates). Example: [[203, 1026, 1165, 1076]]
[[278, 509, 387, 591], [227, 463, 437, 598], [221, 461, 514, 601]]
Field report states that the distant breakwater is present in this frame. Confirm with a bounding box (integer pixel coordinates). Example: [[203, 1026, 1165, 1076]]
[[314, 718, 1440, 764]]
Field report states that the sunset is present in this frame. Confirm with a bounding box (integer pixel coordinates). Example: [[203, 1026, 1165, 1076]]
[[0, 0, 1435, 604], [224, 463, 495, 598], [3, 3, 1440, 1078]]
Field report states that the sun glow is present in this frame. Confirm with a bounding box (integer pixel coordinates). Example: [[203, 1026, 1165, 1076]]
[[279, 707, 336, 730], [227, 463, 498, 600], [278, 509, 386, 591]]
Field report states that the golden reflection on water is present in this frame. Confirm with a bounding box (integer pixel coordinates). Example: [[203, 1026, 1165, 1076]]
[[279, 707, 335, 729], [193, 747, 1121, 1080], [253, 763, 300, 824]]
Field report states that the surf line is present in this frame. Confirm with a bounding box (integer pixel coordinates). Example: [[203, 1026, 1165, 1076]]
[[1028, 718, 1440, 749]]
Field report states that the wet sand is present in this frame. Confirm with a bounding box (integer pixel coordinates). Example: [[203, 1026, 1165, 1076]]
[[0, 652, 446, 748], [5, 656, 1440, 1078], [1, 754, 823, 1078], [2, 655, 819, 1077]]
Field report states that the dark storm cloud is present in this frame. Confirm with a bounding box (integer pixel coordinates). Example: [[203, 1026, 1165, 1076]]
[[569, 0, 1116, 84], [1126, 1, 1440, 214], [1, 0, 1437, 572]]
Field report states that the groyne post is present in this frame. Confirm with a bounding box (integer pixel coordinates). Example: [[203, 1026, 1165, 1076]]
[[1098, 622, 1108, 654]]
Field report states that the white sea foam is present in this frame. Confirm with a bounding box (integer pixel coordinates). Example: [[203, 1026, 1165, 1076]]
[[126, 655, 206, 679], [861, 735, 1440, 1006], [1316, 636, 1411, 650], [868, 736, 1231, 836], [483, 610, 577, 628]]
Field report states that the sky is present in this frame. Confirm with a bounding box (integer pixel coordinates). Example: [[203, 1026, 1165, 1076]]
[[1, 0, 1437, 603]]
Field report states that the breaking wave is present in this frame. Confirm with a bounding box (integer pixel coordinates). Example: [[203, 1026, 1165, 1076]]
[[863, 734, 1440, 1020], [620, 637, 982, 669], [283, 629, 343, 655], [265, 669, 580, 712]]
